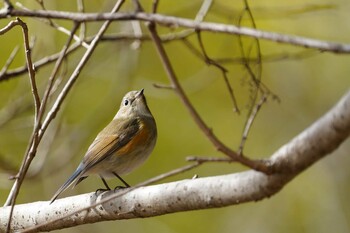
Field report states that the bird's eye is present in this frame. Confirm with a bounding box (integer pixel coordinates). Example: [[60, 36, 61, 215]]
[[123, 99, 129, 106]]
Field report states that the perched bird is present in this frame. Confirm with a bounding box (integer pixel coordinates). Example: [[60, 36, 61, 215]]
[[50, 89, 157, 204]]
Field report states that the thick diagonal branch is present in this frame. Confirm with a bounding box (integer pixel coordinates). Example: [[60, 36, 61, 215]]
[[1, 89, 350, 232]]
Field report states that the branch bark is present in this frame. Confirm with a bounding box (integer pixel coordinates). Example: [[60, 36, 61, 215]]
[[1, 10, 350, 53], [1, 89, 350, 232]]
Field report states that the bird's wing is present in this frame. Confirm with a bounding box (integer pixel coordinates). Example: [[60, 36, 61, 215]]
[[81, 118, 141, 173]]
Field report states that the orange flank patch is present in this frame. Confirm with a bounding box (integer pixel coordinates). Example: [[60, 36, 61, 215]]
[[117, 121, 149, 155]]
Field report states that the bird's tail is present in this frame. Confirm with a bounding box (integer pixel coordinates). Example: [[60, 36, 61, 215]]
[[50, 164, 84, 204]]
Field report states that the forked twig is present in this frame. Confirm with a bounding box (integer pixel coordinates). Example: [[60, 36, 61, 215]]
[[38, 0, 125, 136], [3, 22, 79, 207], [0, 41, 80, 81], [0, 30, 195, 82], [1, 16, 41, 233], [196, 31, 240, 113], [238, 94, 267, 155], [4, 0, 125, 230], [38, 22, 81, 127], [235, 0, 276, 154], [16, 1, 89, 48], [146, 21, 270, 173]]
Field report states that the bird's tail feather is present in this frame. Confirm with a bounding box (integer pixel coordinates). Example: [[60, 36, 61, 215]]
[[50, 165, 84, 204]]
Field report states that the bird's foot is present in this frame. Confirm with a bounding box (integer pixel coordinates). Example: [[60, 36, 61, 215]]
[[95, 188, 111, 195], [113, 186, 128, 192]]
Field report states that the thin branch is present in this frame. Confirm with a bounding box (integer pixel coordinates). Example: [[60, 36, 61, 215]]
[[76, 0, 86, 40], [3, 0, 13, 11], [216, 50, 319, 64], [38, 0, 125, 137], [153, 83, 174, 89], [0, 31, 316, 83], [4, 0, 126, 208], [0, 20, 19, 35], [151, 0, 159, 13], [236, 5, 264, 154], [1, 10, 350, 53], [194, 0, 213, 22], [0, 46, 19, 77], [52, 23, 89, 48], [17, 18, 41, 119], [187, 156, 234, 163], [0, 30, 195, 82], [243, 0, 263, 83], [196, 31, 240, 113], [16, 2, 89, 49], [146, 21, 270, 173], [131, 0, 144, 12], [238, 94, 267, 155], [0, 41, 81, 81], [130, 20, 142, 49], [38, 22, 80, 129], [1, 17, 41, 233]]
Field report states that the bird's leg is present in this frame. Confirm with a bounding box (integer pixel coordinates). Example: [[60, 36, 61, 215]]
[[112, 172, 130, 190], [95, 176, 111, 194]]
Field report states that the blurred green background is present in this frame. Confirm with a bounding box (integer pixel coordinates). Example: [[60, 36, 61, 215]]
[[1, 0, 350, 232]]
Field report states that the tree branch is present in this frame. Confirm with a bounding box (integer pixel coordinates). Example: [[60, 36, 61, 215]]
[[1, 89, 349, 232], [1, 10, 350, 53], [146, 19, 270, 173]]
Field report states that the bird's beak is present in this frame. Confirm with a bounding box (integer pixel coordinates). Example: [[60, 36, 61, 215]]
[[136, 89, 144, 98]]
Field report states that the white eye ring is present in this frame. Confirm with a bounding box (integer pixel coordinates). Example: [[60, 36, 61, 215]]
[[123, 99, 129, 106]]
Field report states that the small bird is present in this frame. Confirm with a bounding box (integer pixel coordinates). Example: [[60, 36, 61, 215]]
[[50, 89, 157, 204]]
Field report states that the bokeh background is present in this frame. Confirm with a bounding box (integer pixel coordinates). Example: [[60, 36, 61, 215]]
[[1, 0, 350, 232]]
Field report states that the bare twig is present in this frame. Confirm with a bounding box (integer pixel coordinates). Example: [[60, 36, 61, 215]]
[[131, 0, 144, 12], [0, 20, 19, 35], [1, 17, 41, 233], [98, 29, 195, 43], [77, 0, 86, 40], [196, 31, 240, 113], [5, 21, 77, 205], [4, 0, 125, 208], [146, 21, 270, 173], [0, 41, 81, 81], [1, 11, 350, 53], [0, 30, 195, 82], [0, 46, 19, 77], [194, 0, 213, 22], [17, 18, 41, 119], [39, 0, 125, 136], [130, 20, 142, 49], [151, 0, 159, 13], [243, 0, 263, 82], [3, 0, 13, 11], [216, 50, 319, 64], [238, 94, 267, 155], [235, 1, 278, 154], [16, 2, 89, 48], [153, 83, 174, 89], [187, 156, 234, 163], [38, 22, 80, 128]]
